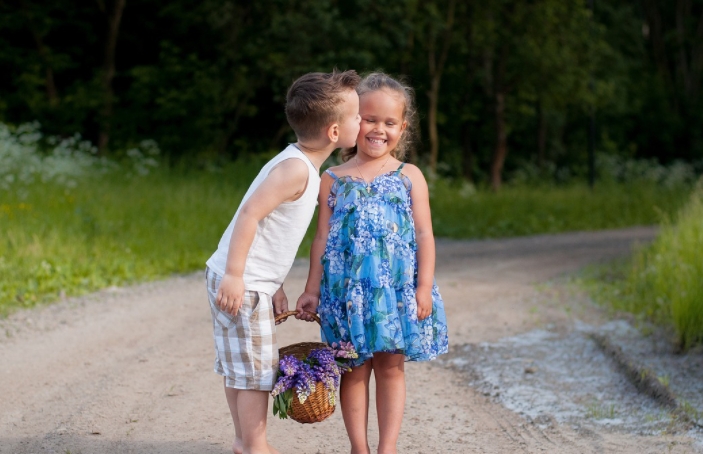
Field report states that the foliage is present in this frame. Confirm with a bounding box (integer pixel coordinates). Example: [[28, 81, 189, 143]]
[[581, 181, 703, 351], [1, 0, 701, 186], [271, 343, 358, 420]]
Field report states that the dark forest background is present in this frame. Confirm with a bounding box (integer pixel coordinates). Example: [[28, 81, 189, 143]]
[[1, 0, 702, 189]]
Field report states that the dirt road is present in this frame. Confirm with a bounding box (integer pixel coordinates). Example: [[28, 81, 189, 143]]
[[1, 227, 700, 453]]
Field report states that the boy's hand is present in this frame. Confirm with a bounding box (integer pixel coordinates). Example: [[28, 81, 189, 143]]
[[296, 292, 320, 321], [416, 286, 433, 321], [272, 286, 289, 323], [217, 274, 245, 316]]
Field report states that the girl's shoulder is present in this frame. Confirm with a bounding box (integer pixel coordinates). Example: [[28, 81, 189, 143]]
[[398, 163, 427, 186], [324, 162, 356, 180]]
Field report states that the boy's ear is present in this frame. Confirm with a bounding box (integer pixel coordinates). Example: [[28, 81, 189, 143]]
[[327, 123, 340, 143]]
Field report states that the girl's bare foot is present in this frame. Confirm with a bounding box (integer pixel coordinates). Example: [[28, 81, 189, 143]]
[[233, 439, 280, 454]]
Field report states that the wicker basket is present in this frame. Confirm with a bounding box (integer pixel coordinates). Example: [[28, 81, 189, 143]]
[[275, 310, 335, 424]]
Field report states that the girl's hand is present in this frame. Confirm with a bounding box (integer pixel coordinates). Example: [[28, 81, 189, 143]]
[[416, 286, 433, 321], [272, 285, 289, 323], [217, 274, 245, 316], [296, 292, 320, 321]]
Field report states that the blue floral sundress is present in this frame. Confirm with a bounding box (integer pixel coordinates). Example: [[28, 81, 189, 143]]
[[318, 163, 449, 367]]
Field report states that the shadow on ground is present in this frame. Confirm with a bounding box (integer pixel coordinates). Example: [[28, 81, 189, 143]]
[[0, 436, 230, 454]]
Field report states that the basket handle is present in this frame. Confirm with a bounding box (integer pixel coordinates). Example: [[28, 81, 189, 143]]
[[275, 310, 321, 325]]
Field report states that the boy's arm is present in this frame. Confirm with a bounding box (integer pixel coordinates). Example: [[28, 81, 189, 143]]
[[217, 158, 310, 316], [272, 285, 288, 323], [405, 164, 436, 321], [296, 172, 334, 321]]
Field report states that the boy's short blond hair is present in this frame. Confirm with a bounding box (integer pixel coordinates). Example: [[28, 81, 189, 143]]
[[285, 69, 361, 141]]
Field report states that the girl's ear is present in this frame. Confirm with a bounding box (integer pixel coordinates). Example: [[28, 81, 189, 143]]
[[327, 123, 340, 143], [400, 120, 408, 134]]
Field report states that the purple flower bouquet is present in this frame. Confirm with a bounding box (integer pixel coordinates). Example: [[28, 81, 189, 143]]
[[271, 341, 358, 420]]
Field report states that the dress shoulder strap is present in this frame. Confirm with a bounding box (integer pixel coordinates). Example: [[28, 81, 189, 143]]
[[325, 169, 339, 180], [394, 163, 406, 174]]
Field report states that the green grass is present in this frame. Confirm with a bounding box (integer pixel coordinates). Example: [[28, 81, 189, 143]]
[[431, 179, 690, 238], [0, 165, 694, 317], [0, 165, 251, 316], [580, 183, 703, 350]]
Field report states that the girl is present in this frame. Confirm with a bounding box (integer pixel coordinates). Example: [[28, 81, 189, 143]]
[[297, 72, 448, 454]]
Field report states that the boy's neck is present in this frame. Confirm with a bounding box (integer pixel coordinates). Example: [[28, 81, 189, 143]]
[[293, 141, 336, 171]]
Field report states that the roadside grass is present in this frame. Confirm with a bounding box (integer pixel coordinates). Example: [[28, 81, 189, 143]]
[[0, 165, 250, 316], [579, 183, 703, 350], [431, 179, 690, 238], [0, 164, 694, 317]]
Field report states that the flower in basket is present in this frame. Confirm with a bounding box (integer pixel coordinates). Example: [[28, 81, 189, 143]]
[[271, 342, 358, 420]]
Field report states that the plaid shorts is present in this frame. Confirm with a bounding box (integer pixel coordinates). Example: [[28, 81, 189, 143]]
[[206, 267, 278, 391]]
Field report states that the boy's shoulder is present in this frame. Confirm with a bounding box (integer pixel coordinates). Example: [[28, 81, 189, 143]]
[[260, 145, 306, 171]]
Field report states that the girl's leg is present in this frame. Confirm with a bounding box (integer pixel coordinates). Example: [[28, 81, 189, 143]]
[[372, 353, 405, 454], [340, 360, 373, 454]]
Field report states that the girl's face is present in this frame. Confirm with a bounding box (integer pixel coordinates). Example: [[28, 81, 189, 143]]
[[356, 89, 407, 161]]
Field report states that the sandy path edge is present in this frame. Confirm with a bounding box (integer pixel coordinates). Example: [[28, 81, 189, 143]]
[[1, 226, 699, 453]]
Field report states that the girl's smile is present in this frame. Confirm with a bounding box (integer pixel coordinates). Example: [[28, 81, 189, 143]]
[[356, 89, 407, 161]]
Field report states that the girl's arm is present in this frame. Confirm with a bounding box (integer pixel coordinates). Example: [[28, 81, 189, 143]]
[[405, 164, 435, 321], [296, 172, 335, 321]]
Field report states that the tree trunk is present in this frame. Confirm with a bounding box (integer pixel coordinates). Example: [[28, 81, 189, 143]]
[[537, 102, 547, 170], [427, 76, 440, 171], [691, 10, 703, 99], [98, 0, 126, 155], [20, 2, 59, 106], [675, 0, 692, 96], [491, 91, 507, 191], [425, 0, 456, 172], [461, 123, 474, 182], [644, 0, 676, 111]]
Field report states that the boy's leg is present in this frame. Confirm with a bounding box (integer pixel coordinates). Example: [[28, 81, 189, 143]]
[[224, 382, 244, 454], [236, 389, 278, 454], [208, 276, 278, 454], [340, 360, 373, 454], [225, 384, 279, 454], [372, 353, 405, 454]]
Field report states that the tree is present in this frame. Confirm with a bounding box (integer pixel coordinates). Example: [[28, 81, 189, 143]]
[[96, 0, 126, 154], [470, 0, 599, 190], [419, 0, 456, 173]]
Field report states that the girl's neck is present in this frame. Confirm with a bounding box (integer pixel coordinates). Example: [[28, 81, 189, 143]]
[[355, 151, 395, 166]]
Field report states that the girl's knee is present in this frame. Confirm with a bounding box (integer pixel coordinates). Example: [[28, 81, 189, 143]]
[[372, 354, 405, 379]]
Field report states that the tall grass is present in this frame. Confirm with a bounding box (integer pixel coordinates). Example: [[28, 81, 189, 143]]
[[580, 182, 703, 350], [623, 183, 703, 350]]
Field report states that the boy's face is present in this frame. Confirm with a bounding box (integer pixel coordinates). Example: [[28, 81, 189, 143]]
[[335, 89, 361, 149]]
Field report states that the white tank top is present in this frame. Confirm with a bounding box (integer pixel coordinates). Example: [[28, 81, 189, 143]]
[[206, 145, 320, 295]]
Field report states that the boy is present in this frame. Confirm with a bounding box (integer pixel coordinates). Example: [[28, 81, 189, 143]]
[[205, 69, 361, 454]]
